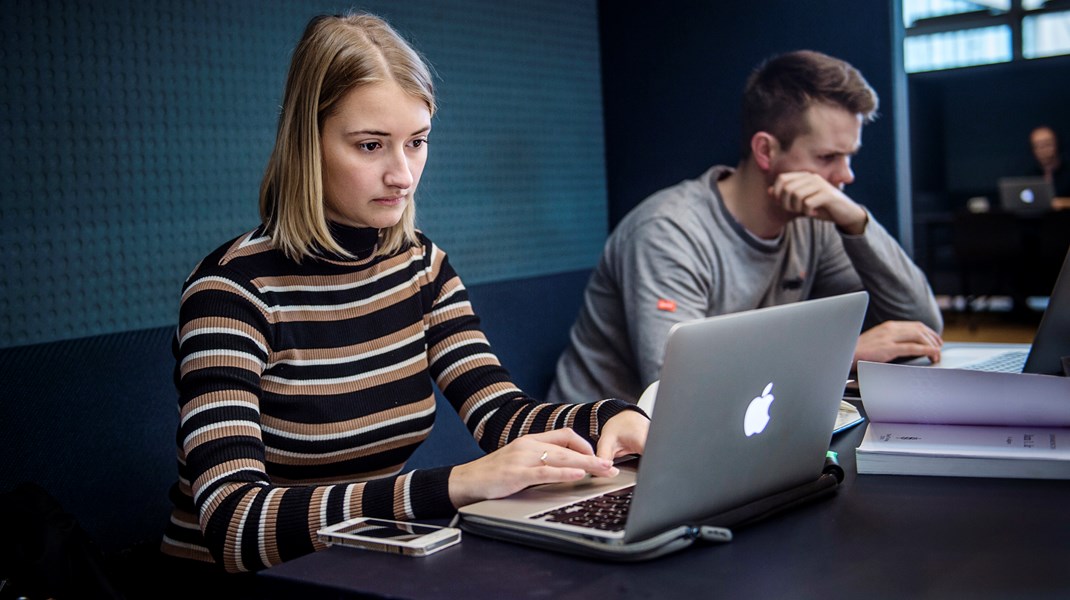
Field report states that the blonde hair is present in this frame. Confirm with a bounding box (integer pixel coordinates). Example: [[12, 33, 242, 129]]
[[259, 13, 436, 262]]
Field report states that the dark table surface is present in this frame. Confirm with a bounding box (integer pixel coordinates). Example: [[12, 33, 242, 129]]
[[260, 413, 1070, 599]]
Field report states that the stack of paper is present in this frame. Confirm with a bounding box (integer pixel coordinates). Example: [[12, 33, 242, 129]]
[[855, 361, 1070, 479]]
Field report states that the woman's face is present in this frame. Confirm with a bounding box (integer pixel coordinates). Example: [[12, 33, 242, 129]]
[[320, 80, 431, 229]]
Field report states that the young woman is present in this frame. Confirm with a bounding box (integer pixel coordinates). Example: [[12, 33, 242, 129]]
[[160, 12, 648, 576]]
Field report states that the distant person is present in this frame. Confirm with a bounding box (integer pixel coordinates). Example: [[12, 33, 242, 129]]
[[1029, 125, 1070, 210], [547, 50, 943, 405]]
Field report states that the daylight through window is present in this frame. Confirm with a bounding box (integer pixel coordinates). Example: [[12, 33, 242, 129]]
[[903, 0, 1070, 72]]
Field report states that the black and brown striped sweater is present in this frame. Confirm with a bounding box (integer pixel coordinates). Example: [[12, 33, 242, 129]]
[[160, 224, 634, 573]]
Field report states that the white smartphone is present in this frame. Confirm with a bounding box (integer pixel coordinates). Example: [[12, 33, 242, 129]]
[[317, 517, 461, 557]]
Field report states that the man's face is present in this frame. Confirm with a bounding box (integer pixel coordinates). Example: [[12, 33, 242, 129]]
[[1031, 127, 1058, 166], [767, 103, 863, 190]]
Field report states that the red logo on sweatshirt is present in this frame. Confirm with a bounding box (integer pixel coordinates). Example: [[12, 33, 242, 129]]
[[657, 298, 677, 312]]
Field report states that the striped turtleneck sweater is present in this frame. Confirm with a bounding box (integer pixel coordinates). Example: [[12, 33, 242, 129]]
[[160, 224, 634, 573]]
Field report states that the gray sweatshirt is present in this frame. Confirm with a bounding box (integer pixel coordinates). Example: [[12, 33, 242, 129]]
[[547, 165, 942, 404]]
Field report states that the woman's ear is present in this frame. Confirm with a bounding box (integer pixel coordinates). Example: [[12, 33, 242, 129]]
[[751, 132, 777, 171]]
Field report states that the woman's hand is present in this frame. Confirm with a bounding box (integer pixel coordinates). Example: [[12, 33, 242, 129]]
[[448, 428, 618, 508], [595, 409, 649, 462]]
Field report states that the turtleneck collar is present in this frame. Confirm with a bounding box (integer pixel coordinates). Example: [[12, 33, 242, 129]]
[[326, 221, 380, 259]]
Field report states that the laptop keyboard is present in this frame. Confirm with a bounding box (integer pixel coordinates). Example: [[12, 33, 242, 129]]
[[530, 486, 634, 532], [961, 350, 1028, 373]]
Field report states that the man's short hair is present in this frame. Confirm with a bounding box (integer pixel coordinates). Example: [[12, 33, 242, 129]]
[[741, 50, 878, 158]]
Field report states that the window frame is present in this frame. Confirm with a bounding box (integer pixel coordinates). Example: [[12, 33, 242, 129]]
[[904, 0, 1070, 71]]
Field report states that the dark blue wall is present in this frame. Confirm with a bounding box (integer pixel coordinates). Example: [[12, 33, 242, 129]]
[[598, 1, 903, 236], [0, 0, 608, 349]]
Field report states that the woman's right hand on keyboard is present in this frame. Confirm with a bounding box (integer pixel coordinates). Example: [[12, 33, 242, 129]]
[[447, 429, 618, 507]]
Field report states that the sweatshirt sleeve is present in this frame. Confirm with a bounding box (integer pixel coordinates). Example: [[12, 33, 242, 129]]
[[810, 211, 943, 333], [611, 215, 716, 389]]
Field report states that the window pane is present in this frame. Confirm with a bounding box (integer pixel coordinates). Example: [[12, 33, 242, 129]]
[[905, 25, 1012, 72], [903, 0, 1010, 27], [1022, 0, 1046, 10], [1023, 11, 1070, 58]]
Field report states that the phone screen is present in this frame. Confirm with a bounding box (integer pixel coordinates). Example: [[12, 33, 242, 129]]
[[319, 517, 461, 556], [331, 519, 446, 542]]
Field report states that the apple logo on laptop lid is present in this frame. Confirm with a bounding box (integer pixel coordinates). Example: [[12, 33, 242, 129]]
[[744, 382, 775, 436]]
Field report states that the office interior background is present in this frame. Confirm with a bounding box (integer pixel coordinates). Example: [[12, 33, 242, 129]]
[[3, 0, 1070, 351]]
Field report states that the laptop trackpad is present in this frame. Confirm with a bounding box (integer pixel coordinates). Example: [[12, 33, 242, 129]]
[[516, 462, 637, 501]]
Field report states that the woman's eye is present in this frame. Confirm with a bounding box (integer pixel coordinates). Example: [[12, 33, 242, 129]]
[[411, 138, 428, 149], [358, 142, 381, 152]]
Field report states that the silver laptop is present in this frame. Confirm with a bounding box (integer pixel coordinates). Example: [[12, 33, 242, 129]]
[[457, 291, 868, 546], [924, 247, 1070, 375], [998, 176, 1054, 214]]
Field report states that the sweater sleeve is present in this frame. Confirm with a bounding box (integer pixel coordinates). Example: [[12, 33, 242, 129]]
[[421, 245, 641, 450], [176, 265, 454, 574], [176, 242, 639, 574]]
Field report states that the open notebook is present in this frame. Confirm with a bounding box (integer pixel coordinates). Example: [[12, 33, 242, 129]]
[[457, 292, 868, 559]]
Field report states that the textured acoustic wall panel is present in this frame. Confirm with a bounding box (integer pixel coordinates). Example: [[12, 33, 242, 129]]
[[0, 0, 606, 348]]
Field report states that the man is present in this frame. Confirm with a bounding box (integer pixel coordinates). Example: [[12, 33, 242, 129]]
[[1029, 125, 1070, 210], [548, 50, 943, 405]]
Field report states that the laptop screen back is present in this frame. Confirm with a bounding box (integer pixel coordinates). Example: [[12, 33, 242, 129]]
[[624, 292, 867, 541], [998, 176, 1054, 214], [1025, 248, 1070, 375]]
